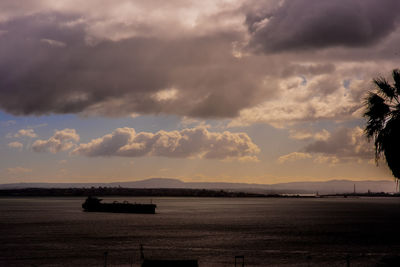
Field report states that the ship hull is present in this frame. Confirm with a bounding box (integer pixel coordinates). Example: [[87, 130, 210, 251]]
[[82, 197, 156, 214]]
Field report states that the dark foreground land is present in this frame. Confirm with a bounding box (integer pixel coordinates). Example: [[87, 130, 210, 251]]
[[0, 187, 398, 198], [1, 197, 400, 266], [0, 187, 270, 197]]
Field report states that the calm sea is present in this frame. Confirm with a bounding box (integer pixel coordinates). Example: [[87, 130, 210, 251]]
[[1, 197, 400, 266]]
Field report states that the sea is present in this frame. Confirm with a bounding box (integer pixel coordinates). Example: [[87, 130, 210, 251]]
[[1, 197, 400, 266]]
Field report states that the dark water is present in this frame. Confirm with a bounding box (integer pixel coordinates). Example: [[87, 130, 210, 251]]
[[1, 197, 400, 266]]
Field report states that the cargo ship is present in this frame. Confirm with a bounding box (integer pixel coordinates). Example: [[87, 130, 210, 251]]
[[82, 196, 156, 214]]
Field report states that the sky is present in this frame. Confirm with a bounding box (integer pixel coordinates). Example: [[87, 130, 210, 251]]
[[0, 0, 399, 184]]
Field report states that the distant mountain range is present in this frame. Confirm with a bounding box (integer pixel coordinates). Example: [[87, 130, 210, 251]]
[[0, 178, 397, 194]]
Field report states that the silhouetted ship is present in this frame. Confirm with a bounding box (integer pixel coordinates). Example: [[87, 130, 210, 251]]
[[82, 196, 156, 214]]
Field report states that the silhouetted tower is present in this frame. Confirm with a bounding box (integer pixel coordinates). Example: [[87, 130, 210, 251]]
[[235, 255, 244, 267], [140, 244, 145, 261], [104, 251, 108, 267], [353, 184, 356, 194], [346, 254, 351, 267]]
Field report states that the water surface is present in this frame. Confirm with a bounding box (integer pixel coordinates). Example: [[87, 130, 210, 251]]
[[1, 197, 400, 266]]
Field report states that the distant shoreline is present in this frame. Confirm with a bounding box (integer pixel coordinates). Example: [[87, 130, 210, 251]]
[[0, 188, 399, 198]]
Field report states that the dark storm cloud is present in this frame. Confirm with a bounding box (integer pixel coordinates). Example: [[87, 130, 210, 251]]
[[0, 1, 399, 125], [246, 0, 400, 52], [0, 13, 270, 118]]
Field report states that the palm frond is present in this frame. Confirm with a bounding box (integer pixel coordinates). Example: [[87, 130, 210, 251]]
[[374, 77, 396, 100], [364, 69, 400, 182], [374, 129, 385, 160], [363, 93, 390, 132], [393, 69, 400, 96]]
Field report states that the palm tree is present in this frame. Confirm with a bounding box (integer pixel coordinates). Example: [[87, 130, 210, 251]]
[[364, 69, 400, 184]]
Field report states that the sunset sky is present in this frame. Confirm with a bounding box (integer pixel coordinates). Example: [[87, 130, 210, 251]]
[[0, 0, 399, 184]]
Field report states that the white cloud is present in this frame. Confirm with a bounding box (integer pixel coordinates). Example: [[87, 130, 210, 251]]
[[8, 141, 23, 149], [314, 130, 331, 141], [314, 155, 340, 166], [278, 126, 374, 166], [7, 166, 32, 174], [73, 126, 260, 161], [40, 38, 66, 47], [52, 128, 79, 142], [32, 128, 79, 153], [289, 129, 330, 141], [14, 129, 37, 138], [303, 127, 374, 161], [180, 116, 207, 128], [277, 152, 312, 164], [27, 123, 48, 129], [228, 67, 368, 128], [152, 88, 179, 102], [238, 155, 260, 163], [129, 113, 140, 118]]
